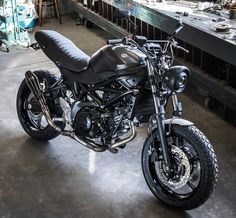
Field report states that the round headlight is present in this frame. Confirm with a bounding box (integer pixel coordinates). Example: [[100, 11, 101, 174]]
[[163, 66, 190, 93]]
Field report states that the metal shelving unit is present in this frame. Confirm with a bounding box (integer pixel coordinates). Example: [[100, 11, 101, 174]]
[[0, 0, 30, 52]]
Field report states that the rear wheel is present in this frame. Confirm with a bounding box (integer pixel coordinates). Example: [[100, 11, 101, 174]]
[[16, 70, 61, 141], [142, 125, 218, 209]]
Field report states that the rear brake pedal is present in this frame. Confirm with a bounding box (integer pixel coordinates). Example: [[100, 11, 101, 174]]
[[119, 144, 126, 149]]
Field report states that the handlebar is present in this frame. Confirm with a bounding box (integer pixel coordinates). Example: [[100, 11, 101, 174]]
[[107, 37, 189, 53], [146, 40, 169, 44]]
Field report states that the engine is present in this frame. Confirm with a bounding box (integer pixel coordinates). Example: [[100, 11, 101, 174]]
[[74, 107, 105, 138], [72, 87, 135, 145], [73, 104, 132, 142], [57, 80, 136, 146]]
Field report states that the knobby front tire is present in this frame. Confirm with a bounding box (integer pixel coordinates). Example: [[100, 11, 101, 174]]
[[142, 125, 218, 210]]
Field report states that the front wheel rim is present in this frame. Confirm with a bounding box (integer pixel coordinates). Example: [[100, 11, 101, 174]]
[[147, 132, 202, 201]]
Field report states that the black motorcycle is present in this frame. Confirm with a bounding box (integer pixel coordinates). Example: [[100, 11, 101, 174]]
[[16, 11, 218, 209]]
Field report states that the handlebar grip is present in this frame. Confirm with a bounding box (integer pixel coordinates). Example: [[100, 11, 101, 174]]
[[107, 39, 123, 45]]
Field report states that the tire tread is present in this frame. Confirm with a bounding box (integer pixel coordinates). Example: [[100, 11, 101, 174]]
[[16, 70, 61, 141], [141, 124, 218, 210]]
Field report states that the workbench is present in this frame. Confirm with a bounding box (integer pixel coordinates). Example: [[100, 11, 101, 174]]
[[71, 0, 236, 113]]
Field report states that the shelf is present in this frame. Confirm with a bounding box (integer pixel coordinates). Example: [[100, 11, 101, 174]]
[[0, 0, 31, 49], [0, 14, 13, 23], [0, 28, 15, 40]]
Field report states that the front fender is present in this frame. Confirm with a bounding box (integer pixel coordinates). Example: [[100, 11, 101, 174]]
[[164, 118, 193, 126], [148, 118, 193, 135]]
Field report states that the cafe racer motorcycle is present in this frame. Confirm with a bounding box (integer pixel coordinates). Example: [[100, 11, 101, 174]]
[[16, 11, 218, 209]]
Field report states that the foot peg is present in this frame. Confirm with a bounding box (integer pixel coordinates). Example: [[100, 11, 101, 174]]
[[108, 148, 118, 154]]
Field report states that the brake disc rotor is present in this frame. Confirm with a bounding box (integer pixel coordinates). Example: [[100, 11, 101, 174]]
[[155, 145, 191, 190]]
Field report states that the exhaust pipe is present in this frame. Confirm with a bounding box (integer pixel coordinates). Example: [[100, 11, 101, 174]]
[[25, 71, 62, 132], [25, 71, 137, 152], [62, 131, 106, 152], [64, 122, 136, 152], [109, 123, 136, 149], [25, 71, 106, 151]]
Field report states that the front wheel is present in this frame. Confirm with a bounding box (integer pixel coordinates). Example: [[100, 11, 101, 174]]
[[142, 125, 218, 209]]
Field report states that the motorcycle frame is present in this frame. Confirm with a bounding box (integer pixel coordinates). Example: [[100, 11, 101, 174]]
[[28, 28, 188, 160], [44, 57, 184, 165], [61, 58, 182, 170]]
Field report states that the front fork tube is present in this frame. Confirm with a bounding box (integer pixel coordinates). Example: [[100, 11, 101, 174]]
[[155, 104, 171, 171], [147, 60, 171, 171], [171, 92, 182, 117]]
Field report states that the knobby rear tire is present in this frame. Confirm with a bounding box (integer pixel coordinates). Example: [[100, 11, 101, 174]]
[[16, 70, 61, 141]]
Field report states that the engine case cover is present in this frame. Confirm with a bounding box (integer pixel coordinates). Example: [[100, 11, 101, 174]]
[[74, 110, 92, 136]]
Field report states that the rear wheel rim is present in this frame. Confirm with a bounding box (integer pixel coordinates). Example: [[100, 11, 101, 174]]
[[26, 93, 48, 130]]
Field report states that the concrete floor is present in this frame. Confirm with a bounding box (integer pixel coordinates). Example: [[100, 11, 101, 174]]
[[0, 16, 236, 218]]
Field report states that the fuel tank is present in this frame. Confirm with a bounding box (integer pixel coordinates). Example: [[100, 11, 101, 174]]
[[89, 45, 146, 74], [64, 45, 147, 85]]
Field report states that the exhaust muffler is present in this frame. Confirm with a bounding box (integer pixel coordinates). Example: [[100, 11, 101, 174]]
[[25, 71, 62, 132], [24, 71, 104, 151]]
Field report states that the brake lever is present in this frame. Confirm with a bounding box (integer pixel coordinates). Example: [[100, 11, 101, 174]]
[[175, 45, 189, 53]]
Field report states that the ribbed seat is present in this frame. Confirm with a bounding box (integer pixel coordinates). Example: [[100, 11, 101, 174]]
[[35, 30, 90, 72]]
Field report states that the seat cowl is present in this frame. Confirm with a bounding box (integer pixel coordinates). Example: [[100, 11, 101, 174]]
[[35, 30, 90, 72]]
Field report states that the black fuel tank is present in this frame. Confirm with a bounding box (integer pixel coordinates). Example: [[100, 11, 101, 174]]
[[89, 45, 146, 74]]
